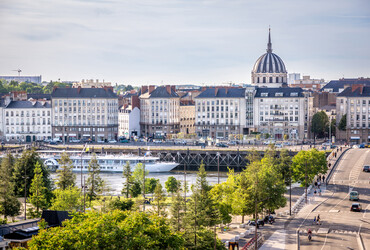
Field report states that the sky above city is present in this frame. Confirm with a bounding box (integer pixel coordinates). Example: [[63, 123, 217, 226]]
[[0, 0, 369, 85]]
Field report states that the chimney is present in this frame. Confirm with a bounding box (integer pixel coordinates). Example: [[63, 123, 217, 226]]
[[171, 85, 176, 93], [131, 95, 140, 109], [352, 84, 364, 94], [225, 88, 228, 94], [215, 88, 219, 96], [141, 86, 148, 94], [77, 86, 81, 94], [149, 85, 155, 94], [166, 85, 171, 95]]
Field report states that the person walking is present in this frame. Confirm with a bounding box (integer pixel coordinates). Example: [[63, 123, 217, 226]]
[[314, 181, 318, 188], [318, 181, 321, 188], [322, 176, 325, 183], [318, 188, 321, 196], [317, 214, 321, 225]]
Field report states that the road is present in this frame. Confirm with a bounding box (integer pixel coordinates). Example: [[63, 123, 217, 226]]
[[285, 148, 370, 250]]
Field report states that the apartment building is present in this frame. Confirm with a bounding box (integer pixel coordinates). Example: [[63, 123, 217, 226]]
[[195, 88, 246, 139], [3, 100, 51, 142], [336, 85, 370, 143], [51, 87, 118, 142], [139, 85, 180, 138], [180, 100, 195, 135], [253, 88, 305, 140], [118, 96, 140, 138]]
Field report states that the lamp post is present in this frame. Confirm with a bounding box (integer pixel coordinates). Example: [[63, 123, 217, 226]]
[[143, 152, 146, 212]]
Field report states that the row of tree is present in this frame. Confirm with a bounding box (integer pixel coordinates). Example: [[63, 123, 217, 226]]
[[0, 147, 327, 249]]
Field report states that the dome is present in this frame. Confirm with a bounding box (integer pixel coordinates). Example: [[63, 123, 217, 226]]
[[252, 28, 287, 74], [252, 52, 287, 73]]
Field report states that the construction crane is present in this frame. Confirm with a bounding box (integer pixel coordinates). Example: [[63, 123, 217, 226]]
[[12, 69, 22, 76]]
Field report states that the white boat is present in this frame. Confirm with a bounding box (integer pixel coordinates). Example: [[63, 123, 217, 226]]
[[42, 154, 178, 173]]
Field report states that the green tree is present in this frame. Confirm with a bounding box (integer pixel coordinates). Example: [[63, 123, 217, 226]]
[[185, 163, 220, 248], [183, 227, 226, 250], [50, 186, 83, 211], [132, 163, 148, 193], [121, 161, 133, 198], [29, 162, 48, 215], [277, 149, 292, 185], [29, 211, 184, 249], [56, 152, 75, 190], [0, 154, 21, 221], [12, 150, 52, 200], [170, 187, 185, 232], [283, 134, 289, 140], [311, 111, 329, 138], [130, 181, 142, 198], [165, 176, 180, 195], [264, 133, 270, 139], [152, 183, 166, 216], [86, 154, 104, 203], [145, 178, 159, 195], [107, 198, 134, 212], [338, 114, 347, 131], [291, 149, 327, 187]]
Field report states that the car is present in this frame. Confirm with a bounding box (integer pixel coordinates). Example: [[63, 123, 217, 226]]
[[363, 165, 370, 172], [247, 219, 265, 227], [120, 139, 130, 143], [216, 143, 229, 148], [97, 140, 105, 143], [359, 143, 365, 148], [349, 191, 359, 201], [49, 141, 58, 145], [52, 138, 62, 143], [322, 142, 331, 146], [153, 140, 162, 144], [108, 139, 117, 143], [352, 145, 359, 149], [283, 142, 291, 146], [275, 143, 283, 148], [70, 139, 80, 143], [227, 141, 237, 146], [44, 138, 52, 143], [350, 203, 362, 212]]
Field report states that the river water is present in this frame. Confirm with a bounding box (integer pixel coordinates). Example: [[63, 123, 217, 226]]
[[50, 171, 228, 195]]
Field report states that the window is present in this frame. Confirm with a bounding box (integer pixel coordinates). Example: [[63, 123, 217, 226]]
[[261, 93, 268, 97]]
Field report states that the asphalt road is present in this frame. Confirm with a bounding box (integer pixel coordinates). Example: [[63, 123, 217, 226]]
[[286, 148, 370, 250]]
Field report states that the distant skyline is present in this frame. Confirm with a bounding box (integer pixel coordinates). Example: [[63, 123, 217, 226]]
[[0, 0, 369, 85]]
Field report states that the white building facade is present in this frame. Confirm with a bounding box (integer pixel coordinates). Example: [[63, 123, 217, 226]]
[[118, 105, 140, 138], [253, 88, 305, 140], [3, 100, 51, 142], [195, 88, 246, 139]]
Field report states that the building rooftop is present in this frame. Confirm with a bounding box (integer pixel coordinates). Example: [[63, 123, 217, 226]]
[[337, 86, 370, 97], [140, 86, 179, 98], [321, 78, 370, 92], [27, 93, 51, 100], [51, 87, 117, 98], [196, 87, 245, 98], [255, 87, 304, 98], [5, 100, 51, 109]]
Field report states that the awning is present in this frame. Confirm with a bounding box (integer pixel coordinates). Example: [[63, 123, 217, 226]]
[[350, 136, 360, 140], [69, 134, 77, 136], [83, 134, 90, 137], [98, 134, 105, 136], [55, 134, 62, 136]]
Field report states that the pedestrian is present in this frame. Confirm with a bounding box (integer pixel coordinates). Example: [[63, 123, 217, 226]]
[[314, 189, 317, 195], [318, 175, 321, 182], [313, 216, 316, 225], [314, 181, 317, 187], [318, 188, 321, 196], [323, 176, 325, 183], [317, 214, 321, 225], [328, 163, 331, 169], [318, 181, 321, 188]]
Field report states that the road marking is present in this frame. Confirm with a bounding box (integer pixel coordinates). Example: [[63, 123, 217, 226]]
[[363, 204, 370, 219]]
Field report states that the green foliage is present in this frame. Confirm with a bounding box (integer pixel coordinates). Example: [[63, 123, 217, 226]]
[[42, 81, 72, 94], [0, 154, 21, 220], [185, 163, 220, 229], [170, 187, 185, 232], [165, 176, 180, 194], [115, 84, 135, 94], [86, 154, 104, 203], [56, 152, 75, 190], [183, 226, 226, 250], [283, 134, 289, 140], [152, 183, 166, 216], [121, 161, 133, 198], [311, 111, 329, 138], [255, 134, 261, 140], [50, 186, 83, 211], [107, 198, 134, 211], [130, 182, 142, 198], [12, 150, 52, 202], [132, 163, 148, 193], [291, 149, 327, 187], [29, 162, 49, 213], [277, 149, 293, 185], [338, 114, 347, 131], [145, 178, 159, 194], [28, 210, 184, 250], [264, 133, 270, 139]]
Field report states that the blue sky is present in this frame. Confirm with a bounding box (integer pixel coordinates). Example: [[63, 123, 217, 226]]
[[0, 0, 369, 85]]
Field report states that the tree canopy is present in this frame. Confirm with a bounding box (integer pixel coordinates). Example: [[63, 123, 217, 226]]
[[338, 114, 347, 131], [311, 111, 329, 138]]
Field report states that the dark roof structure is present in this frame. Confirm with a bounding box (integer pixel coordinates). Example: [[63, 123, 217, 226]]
[[5, 101, 51, 109], [4, 226, 39, 240], [252, 28, 287, 74], [41, 210, 72, 227], [51, 87, 117, 98], [148, 86, 179, 98], [321, 78, 370, 92], [195, 88, 245, 98], [337, 86, 370, 97], [255, 87, 304, 98], [27, 93, 51, 100]]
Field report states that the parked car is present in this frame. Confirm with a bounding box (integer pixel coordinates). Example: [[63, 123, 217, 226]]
[[363, 165, 370, 172], [97, 140, 105, 144], [349, 191, 359, 201], [275, 143, 283, 148], [227, 141, 237, 146], [350, 203, 362, 212], [359, 143, 365, 148], [108, 139, 117, 143], [216, 143, 229, 148], [70, 139, 80, 143], [49, 141, 58, 145], [283, 142, 291, 146], [120, 138, 130, 143], [247, 219, 265, 227]]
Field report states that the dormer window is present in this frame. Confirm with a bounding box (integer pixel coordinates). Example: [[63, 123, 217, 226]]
[[290, 92, 298, 97], [275, 92, 283, 97], [261, 93, 268, 97]]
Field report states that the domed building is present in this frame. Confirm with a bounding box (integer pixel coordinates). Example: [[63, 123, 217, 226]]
[[251, 29, 287, 87]]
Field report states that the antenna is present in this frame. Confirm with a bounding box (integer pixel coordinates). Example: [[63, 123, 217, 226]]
[[12, 69, 22, 76]]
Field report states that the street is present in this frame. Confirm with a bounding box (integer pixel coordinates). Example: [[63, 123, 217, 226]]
[[284, 148, 370, 250]]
